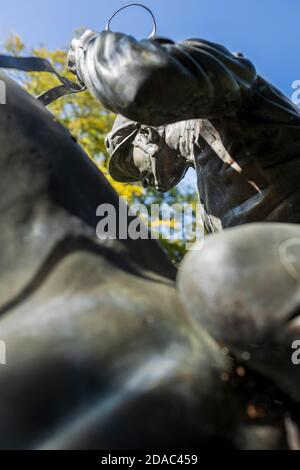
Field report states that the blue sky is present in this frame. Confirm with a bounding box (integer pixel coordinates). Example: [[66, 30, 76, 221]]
[[1, 0, 299, 190], [1, 0, 300, 97]]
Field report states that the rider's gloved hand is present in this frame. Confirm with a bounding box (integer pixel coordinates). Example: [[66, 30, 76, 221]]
[[67, 29, 98, 85]]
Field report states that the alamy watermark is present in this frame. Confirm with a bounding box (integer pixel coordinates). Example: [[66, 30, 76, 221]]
[[0, 340, 6, 365], [292, 340, 300, 365], [292, 80, 300, 107], [0, 80, 6, 105], [95, 198, 205, 250]]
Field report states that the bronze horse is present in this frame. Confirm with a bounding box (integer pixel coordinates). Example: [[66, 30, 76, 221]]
[[0, 72, 299, 450]]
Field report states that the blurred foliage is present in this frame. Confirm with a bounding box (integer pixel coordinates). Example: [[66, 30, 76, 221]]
[[4, 33, 199, 266]]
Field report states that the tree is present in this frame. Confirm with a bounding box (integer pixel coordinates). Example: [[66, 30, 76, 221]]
[[4, 34, 199, 265]]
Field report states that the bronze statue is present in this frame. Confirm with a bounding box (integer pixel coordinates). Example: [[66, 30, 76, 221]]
[[67, 26, 300, 429], [1, 72, 290, 450], [2, 67, 300, 450], [68, 29, 300, 233], [1, 5, 300, 449]]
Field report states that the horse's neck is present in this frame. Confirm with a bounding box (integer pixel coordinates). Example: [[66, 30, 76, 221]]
[[0, 74, 176, 309]]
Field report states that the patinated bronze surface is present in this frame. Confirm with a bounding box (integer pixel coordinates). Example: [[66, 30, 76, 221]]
[[1, 72, 297, 450], [67, 30, 300, 434], [179, 223, 300, 403], [0, 73, 234, 449], [1, 23, 300, 449]]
